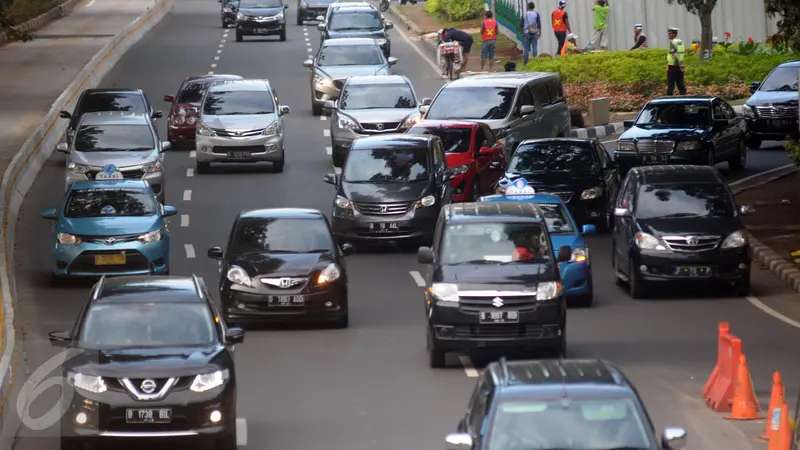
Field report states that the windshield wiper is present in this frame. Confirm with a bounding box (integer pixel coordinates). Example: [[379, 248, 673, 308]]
[[448, 259, 500, 265], [302, 249, 331, 253], [500, 258, 548, 264], [331, 27, 370, 31], [655, 212, 701, 218]]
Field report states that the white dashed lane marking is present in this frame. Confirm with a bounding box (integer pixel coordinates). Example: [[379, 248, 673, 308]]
[[237, 418, 248, 446], [323, 129, 330, 137], [183, 190, 192, 201], [189, 151, 197, 158], [409, 271, 425, 287], [217, 49, 222, 54], [186, 168, 195, 177], [307, 48, 312, 52], [214, 56, 220, 60], [180, 215, 189, 227], [208, 71, 214, 75], [304, 37, 309, 41], [333, 166, 342, 174], [325, 146, 332, 155], [459, 356, 479, 377], [184, 244, 196, 259], [211, 63, 217, 69], [219, 43, 224, 48], [320, 116, 326, 121]]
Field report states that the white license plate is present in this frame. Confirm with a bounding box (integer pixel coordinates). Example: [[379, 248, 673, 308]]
[[228, 151, 251, 158], [369, 222, 398, 232], [126, 408, 171, 423], [268, 295, 304, 306], [479, 311, 519, 324]]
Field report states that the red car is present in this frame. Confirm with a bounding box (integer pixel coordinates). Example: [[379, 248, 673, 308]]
[[163, 74, 243, 149], [407, 120, 506, 202]]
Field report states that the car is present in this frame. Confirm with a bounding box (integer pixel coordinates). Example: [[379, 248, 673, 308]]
[[325, 75, 420, 166], [325, 134, 453, 247], [419, 73, 571, 155], [195, 79, 290, 173], [407, 120, 506, 202], [303, 38, 398, 116], [416, 201, 572, 367], [56, 111, 170, 203], [494, 138, 620, 232], [234, 0, 289, 42], [221, 0, 239, 27], [39, 179, 177, 278], [48, 275, 243, 450], [444, 358, 688, 450], [296, 0, 337, 25], [611, 165, 753, 298], [163, 74, 244, 149], [316, 2, 392, 56], [616, 96, 747, 175], [207, 208, 351, 328], [59, 88, 162, 145], [479, 178, 596, 307], [741, 61, 800, 149]]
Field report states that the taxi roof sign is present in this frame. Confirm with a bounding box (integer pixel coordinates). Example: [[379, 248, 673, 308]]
[[505, 178, 535, 196]]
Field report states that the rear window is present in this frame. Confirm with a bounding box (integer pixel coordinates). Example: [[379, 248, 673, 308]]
[[407, 126, 472, 153], [78, 92, 147, 115], [178, 82, 210, 103], [426, 87, 516, 120]]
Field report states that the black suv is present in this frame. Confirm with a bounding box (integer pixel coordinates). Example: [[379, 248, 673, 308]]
[[49, 275, 243, 450], [220, 0, 239, 28], [416, 202, 572, 367], [445, 358, 688, 450], [59, 89, 161, 145], [495, 138, 620, 232], [235, 0, 289, 42], [296, 0, 336, 25], [611, 165, 752, 298], [317, 2, 392, 56], [741, 61, 800, 149]]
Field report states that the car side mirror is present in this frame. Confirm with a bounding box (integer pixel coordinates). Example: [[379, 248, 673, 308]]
[[581, 224, 597, 235], [661, 427, 687, 450], [56, 142, 69, 153], [302, 58, 314, 68], [161, 141, 172, 152], [152, 110, 163, 119], [315, 15, 324, 21], [225, 327, 245, 344], [623, 120, 635, 128], [162, 205, 178, 216], [323, 100, 336, 112], [614, 207, 630, 217], [384, 21, 393, 29], [557, 245, 571, 262], [740, 204, 755, 215], [279, 105, 291, 115], [605, 160, 617, 168], [519, 104, 535, 116], [478, 146, 493, 156], [387, 56, 398, 66], [317, 23, 325, 31], [417, 246, 434, 264], [323, 173, 338, 185], [750, 81, 760, 94], [163, 94, 175, 103], [340, 243, 354, 255], [59, 110, 71, 119], [443, 169, 455, 181], [48, 330, 72, 347], [40, 207, 58, 220], [445, 432, 472, 450], [208, 246, 224, 259], [713, 118, 728, 129], [419, 105, 429, 114], [284, 4, 288, 8], [488, 161, 502, 170], [421, 98, 432, 106]]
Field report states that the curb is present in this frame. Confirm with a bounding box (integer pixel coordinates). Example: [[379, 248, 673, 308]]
[[0, 0, 81, 46]]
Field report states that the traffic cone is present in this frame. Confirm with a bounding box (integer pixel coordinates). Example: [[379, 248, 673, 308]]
[[724, 355, 765, 420], [760, 372, 785, 440], [767, 402, 792, 450]]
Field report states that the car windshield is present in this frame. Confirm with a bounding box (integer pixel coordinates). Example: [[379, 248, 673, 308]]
[[440, 223, 550, 265], [239, 0, 282, 7], [203, 90, 275, 115], [537, 204, 575, 234], [177, 82, 210, 103], [487, 399, 652, 450], [231, 218, 334, 254], [759, 66, 799, 92], [509, 142, 599, 173], [635, 182, 735, 219], [73, 125, 155, 152], [329, 11, 382, 30], [635, 102, 711, 127], [343, 147, 429, 182], [426, 87, 516, 120], [408, 126, 471, 153], [79, 303, 216, 349], [318, 44, 384, 66], [64, 188, 157, 218], [78, 93, 147, 115], [340, 84, 416, 109]]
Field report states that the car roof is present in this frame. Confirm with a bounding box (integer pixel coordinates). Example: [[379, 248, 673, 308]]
[[351, 134, 431, 149], [69, 180, 154, 191], [413, 119, 478, 129], [517, 137, 594, 147], [209, 79, 272, 92], [347, 75, 408, 85], [479, 194, 564, 205], [77, 111, 152, 126], [238, 208, 325, 220], [443, 201, 545, 223], [647, 95, 716, 104], [776, 60, 800, 68], [444, 72, 556, 89], [83, 88, 144, 96], [94, 276, 206, 304], [330, 3, 375, 12], [185, 74, 244, 84], [323, 37, 379, 46], [629, 164, 723, 184]]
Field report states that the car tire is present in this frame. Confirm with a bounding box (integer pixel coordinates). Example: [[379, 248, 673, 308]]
[[568, 289, 593, 308], [470, 180, 480, 202], [569, 107, 584, 128], [746, 135, 762, 150], [427, 326, 446, 368], [728, 138, 747, 171], [628, 258, 647, 299], [706, 149, 715, 167], [196, 161, 211, 173], [547, 322, 567, 358], [222, 22, 228, 28], [236, 31, 243, 42], [312, 102, 323, 116], [60, 438, 86, 450], [213, 432, 237, 450], [273, 155, 285, 173], [330, 312, 349, 328], [296, 15, 303, 25], [279, 30, 287, 41], [332, 151, 345, 167], [734, 277, 751, 297]]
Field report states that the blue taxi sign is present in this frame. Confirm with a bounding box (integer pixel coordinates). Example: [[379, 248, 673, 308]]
[[96, 164, 123, 181], [505, 178, 535, 197]]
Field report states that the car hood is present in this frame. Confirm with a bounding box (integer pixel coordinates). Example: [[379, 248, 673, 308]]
[[69, 150, 158, 168], [503, 172, 602, 191], [231, 252, 335, 277], [70, 346, 227, 379], [619, 125, 711, 141], [316, 65, 389, 80], [747, 90, 798, 106], [59, 216, 163, 235], [339, 108, 416, 124], [238, 6, 283, 15], [637, 217, 742, 238], [201, 114, 275, 130], [327, 29, 386, 39], [434, 263, 556, 287], [171, 102, 200, 116], [341, 180, 428, 203]]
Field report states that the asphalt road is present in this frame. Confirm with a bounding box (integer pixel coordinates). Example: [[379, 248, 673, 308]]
[[10, 1, 800, 449]]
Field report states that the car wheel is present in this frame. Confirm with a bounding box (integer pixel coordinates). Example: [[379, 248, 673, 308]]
[[296, 15, 303, 25], [733, 276, 751, 297], [628, 258, 647, 299], [236, 31, 243, 42], [329, 312, 349, 328], [279, 30, 287, 41], [213, 432, 237, 450], [222, 21, 228, 28], [728, 139, 747, 171], [312, 101, 323, 116], [427, 326, 446, 368], [707, 149, 715, 167], [547, 323, 567, 357], [746, 135, 762, 150], [568, 288, 593, 308], [332, 151, 345, 167], [60, 438, 86, 450], [470, 180, 480, 202], [196, 161, 211, 173], [273, 154, 285, 173]]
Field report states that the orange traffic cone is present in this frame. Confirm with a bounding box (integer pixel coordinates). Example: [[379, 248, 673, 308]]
[[768, 402, 792, 450], [760, 372, 785, 440], [724, 355, 765, 420]]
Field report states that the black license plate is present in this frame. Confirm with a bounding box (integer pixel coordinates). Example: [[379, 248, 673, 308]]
[[479, 311, 519, 324], [254, 28, 272, 33], [369, 222, 398, 232], [126, 408, 171, 423], [673, 265, 712, 277], [641, 155, 669, 165], [268, 295, 305, 306], [770, 119, 790, 127], [228, 151, 251, 158]]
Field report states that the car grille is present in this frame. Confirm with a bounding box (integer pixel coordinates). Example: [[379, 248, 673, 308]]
[[450, 324, 560, 339], [211, 128, 264, 137], [105, 419, 192, 432], [539, 191, 573, 203], [756, 103, 798, 118], [636, 139, 674, 153], [662, 235, 720, 252], [353, 227, 417, 238], [459, 294, 539, 312], [77, 233, 142, 244], [353, 201, 413, 215], [212, 145, 266, 153], [361, 122, 401, 132], [68, 250, 150, 274], [87, 168, 145, 180]]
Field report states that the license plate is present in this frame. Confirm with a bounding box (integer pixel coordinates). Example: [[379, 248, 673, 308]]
[[228, 151, 251, 158], [770, 119, 790, 127], [94, 253, 126, 265], [369, 222, 398, 232], [268, 295, 305, 306], [254, 28, 271, 32], [479, 311, 519, 324], [126, 408, 171, 423], [641, 155, 669, 165], [673, 265, 711, 277]]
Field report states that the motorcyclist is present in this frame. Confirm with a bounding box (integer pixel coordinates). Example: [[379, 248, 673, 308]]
[[438, 28, 473, 74]]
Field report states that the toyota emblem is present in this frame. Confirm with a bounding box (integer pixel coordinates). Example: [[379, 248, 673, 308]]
[[379, 205, 388, 213], [235, 131, 242, 136], [687, 237, 699, 246], [375, 123, 384, 131], [105, 238, 116, 245], [140, 379, 157, 394]]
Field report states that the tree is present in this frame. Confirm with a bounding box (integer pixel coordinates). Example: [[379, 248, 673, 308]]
[[666, 0, 718, 61], [765, 0, 800, 51]]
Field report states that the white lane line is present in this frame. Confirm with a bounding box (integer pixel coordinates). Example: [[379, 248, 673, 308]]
[[183, 190, 192, 201], [325, 146, 332, 155], [306, 42, 311, 46], [217, 49, 222, 54], [320, 115, 326, 121], [307, 47, 312, 52], [323, 129, 330, 137], [334, 166, 342, 174], [304, 37, 309, 41], [236, 418, 248, 446], [730, 163, 794, 187], [184, 244, 196, 259], [208, 71, 214, 75], [180, 215, 189, 227], [409, 270, 425, 287], [214, 56, 220, 60], [304, 32, 308, 36], [747, 296, 800, 329], [392, 17, 442, 77], [186, 168, 195, 177], [219, 43, 224, 48], [210, 63, 217, 68], [459, 356, 479, 377], [189, 151, 197, 158], [221, 38, 226, 42]]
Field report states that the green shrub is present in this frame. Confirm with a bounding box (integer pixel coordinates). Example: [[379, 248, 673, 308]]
[[424, 0, 441, 14], [440, 0, 482, 21]]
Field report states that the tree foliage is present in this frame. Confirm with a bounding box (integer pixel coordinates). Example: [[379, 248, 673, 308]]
[[765, 0, 800, 51], [666, 0, 718, 60]]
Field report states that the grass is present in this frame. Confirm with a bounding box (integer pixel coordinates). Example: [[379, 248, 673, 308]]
[[8, 0, 65, 24], [395, 4, 483, 32]]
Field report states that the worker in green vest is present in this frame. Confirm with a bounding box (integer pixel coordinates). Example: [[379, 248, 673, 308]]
[[666, 26, 686, 95]]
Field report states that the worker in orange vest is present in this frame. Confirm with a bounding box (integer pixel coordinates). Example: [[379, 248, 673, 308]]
[[552, 0, 570, 55], [480, 10, 499, 72], [561, 33, 582, 56]]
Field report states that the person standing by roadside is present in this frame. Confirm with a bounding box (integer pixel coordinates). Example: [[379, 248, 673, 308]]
[[666, 26, 686, 95], [551, 1, 570, 55], [480, 11, 499, 72], [631, 24, 647, 49], [520, 2, 541, 64], [590, 0, 610, 50]]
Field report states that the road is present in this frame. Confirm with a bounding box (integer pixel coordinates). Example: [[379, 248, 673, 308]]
[[9, 0, 800, 449]]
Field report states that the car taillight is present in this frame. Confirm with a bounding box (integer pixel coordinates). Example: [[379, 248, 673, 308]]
[[186, 116, 197, 125], [172, 115, 186, 125]]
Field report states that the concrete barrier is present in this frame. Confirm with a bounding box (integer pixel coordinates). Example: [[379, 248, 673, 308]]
[[0, 0, 175, 446]]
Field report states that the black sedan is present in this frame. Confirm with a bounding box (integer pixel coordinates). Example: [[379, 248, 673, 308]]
[[49, 275, 243, 450], [615, 96, 746, 175], [235, 0, 289, 42], [208, 208, 351, 328]]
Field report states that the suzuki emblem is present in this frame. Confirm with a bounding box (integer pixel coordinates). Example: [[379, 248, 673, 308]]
[[379, 205, 388, 213], [492, 297, 504, 308], [140, 379, 157, 394], [375, 123, 384, 131], [687, 237, 699, 246], [105, 238, 116, 245]]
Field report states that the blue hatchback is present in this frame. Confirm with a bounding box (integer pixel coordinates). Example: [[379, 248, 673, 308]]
[[40, 178, 177, 277], [480, 179, 596, 306]]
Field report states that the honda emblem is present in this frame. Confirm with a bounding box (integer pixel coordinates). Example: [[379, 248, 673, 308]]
[[375, 123, 384, 131], [279, 278, 291, 288], [379, 205, 388, 213]]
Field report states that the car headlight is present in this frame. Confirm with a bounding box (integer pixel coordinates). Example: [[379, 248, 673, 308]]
[[721, 229, 747, 248], [190, 369, 229, 392], [337, 117, 359, 130], [138, 229, 162, 244], [334, 195, 352, 209], [263, 122, 280, 136], [570, 247, 588, 263], [742, 104, 755, 119], [452, 164, 470, 175], [313, 75, 332, 87], [375, 38, 387, 45], [616, 141, 635, 152], [67, 162, 90, 174], [236, 12, 245, 20], [275, 10, 284, 20], [172, 114, 186, 125], [430, 282, 458, 302], [227, 265, 252, 287], [580, 187, 603, 200], [68, 372, 107, 394], [676, 141, 703, 150], [186, 116, 197, 125], [197, 122, 216, 136], [223, 6, 233, 11], [536, 281, 562, 300], [496, 186, 506, 194], [57, 232, 81, 245], [317, 263, 341, 284], [141, 161, 162, 173], [400, 113, 421, 129], [635, 232, 666, 250], [416, 195, 436, 208]]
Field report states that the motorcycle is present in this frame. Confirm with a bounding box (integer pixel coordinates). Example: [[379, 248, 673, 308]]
[[437, 41, 463, 80]]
